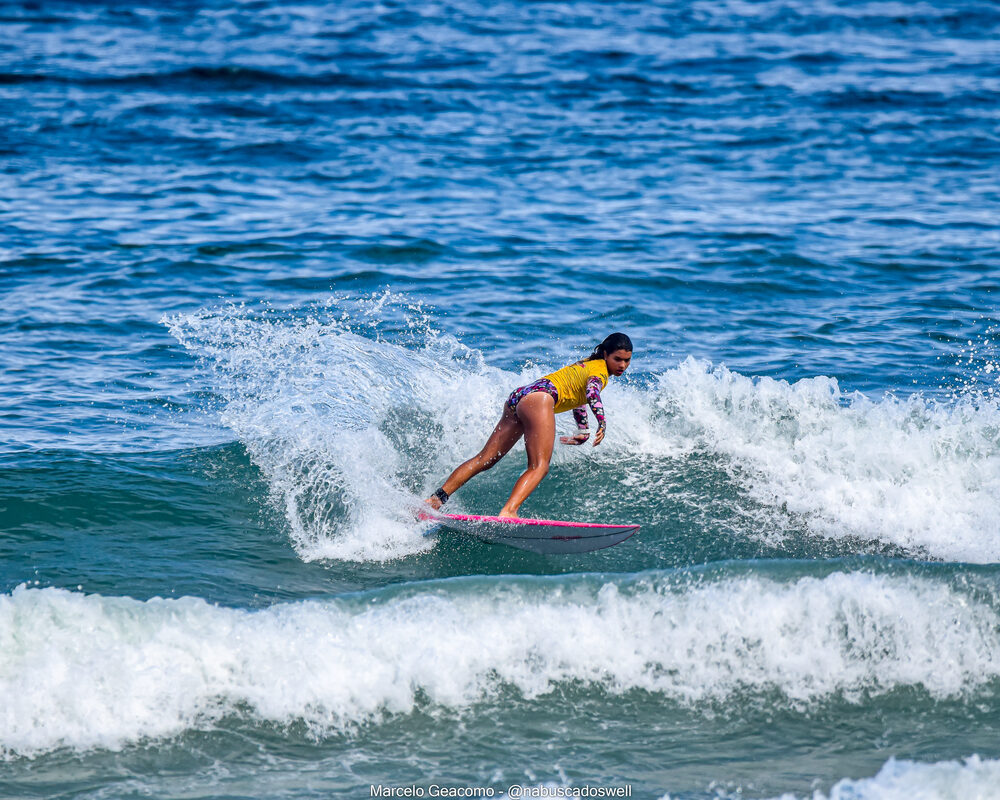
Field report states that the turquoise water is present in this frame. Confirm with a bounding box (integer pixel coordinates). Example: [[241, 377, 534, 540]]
[[2, 2, 1000, 798]]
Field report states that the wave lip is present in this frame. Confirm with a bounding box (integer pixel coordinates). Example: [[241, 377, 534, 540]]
[[3, 569, 999, 757], [662, 357, 1000, 562]]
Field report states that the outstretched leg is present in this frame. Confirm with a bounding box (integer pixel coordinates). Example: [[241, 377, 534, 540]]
[[426, 406, 524, 509], [499, 391, 556, 518]]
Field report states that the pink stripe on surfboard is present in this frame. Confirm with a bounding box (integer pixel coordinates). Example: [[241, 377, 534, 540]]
[[441, 513, 637, 530]]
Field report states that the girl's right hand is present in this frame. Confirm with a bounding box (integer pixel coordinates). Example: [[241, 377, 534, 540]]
[[559, 432, 590, 445]]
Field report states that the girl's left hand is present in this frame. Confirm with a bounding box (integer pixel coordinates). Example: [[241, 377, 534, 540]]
[[593, 425, 606, 446]]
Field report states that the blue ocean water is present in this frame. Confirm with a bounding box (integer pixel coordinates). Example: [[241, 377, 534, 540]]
[[2, 1, 1000, 797]]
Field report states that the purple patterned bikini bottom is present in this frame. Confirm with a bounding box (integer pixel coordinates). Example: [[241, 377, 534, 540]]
[[506, 378, 559, 413]]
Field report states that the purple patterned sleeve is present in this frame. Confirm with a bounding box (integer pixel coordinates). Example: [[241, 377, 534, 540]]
[[572, 406, 589, 430], [585, 376, 606, 430]]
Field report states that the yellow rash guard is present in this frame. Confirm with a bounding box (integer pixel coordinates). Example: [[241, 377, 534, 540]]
[[543, 359, 609, 414]]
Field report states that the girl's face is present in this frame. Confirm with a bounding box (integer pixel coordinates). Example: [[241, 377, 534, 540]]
[[605, 349, 632, 376]]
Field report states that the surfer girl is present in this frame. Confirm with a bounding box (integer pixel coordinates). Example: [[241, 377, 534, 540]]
[[426, 332, 633, 519]]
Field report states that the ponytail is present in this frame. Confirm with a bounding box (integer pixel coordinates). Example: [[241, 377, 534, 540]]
[[586, 332, 633, 361]]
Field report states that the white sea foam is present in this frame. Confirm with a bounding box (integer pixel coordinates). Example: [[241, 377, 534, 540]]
[[762, 755, 1000, 800], [3, 571, 999, 756], [168, 298, 510, 561], [660, 357, 1000, 562], [168, 305, 1000, 563]]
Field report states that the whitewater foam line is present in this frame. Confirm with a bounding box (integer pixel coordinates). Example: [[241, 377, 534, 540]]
[[661, 357, 1000, 562], [3, 570, 999, 756]]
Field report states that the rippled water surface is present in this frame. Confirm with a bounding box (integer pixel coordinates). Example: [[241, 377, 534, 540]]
[[2, 1, 999, 798]]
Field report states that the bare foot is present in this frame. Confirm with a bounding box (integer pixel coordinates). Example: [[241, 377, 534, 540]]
[[426, 495, 443, 510], [497, 507, 519, 519]]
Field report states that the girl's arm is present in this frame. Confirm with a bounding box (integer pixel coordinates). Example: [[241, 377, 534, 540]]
[[585, 376, 606, 446]]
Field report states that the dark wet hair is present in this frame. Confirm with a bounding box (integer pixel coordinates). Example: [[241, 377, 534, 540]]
[[586, 332, 633, 361]]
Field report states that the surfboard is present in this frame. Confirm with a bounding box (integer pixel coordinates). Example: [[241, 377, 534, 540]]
[[418, 508, 639, 554]]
